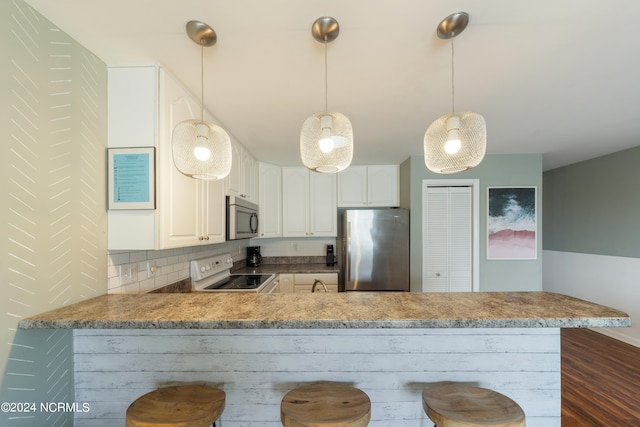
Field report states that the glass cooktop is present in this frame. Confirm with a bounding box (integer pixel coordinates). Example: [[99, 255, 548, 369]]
[[204, 274, 272, 290]]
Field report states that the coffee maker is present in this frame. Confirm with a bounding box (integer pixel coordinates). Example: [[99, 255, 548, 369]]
[[246, 246, 263, 267], [326, 244, 336, 266]]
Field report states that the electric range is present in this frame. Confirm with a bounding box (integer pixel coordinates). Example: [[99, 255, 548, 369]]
[[190, 253, 277, 293]]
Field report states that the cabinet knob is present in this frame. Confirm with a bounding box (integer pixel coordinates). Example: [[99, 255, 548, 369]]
[[205, 236, 209, 240], [436, 273, 440, 277]]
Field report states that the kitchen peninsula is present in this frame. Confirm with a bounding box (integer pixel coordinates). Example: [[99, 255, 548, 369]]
[[20, 292, 629, 427]]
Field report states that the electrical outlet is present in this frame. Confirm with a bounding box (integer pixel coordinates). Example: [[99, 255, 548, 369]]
[[147, 261, 158, 276], [119, 263, 137, 285]]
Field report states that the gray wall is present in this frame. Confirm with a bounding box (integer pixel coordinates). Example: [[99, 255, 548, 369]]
[[543, 146, 640, 346], [544, 146, 640, 258], [402, 154, 543, 292], [1, 1, 108, 424]]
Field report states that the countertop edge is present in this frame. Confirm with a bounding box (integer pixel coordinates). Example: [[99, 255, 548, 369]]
[[17, 292, 631, 330], [18, 317, 632, 330]]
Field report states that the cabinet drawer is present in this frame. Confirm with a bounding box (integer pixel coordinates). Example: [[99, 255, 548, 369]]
[[294, 283, 339, 293], [294, 273, 338, 285]]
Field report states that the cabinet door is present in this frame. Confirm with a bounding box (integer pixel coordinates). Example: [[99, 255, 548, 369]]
[[337, 166, 368, 207], [225, 141, 243, 198], [243, 153, 258, 203], [258, 162, 282, 238], [159, 69, 201, 248], [277, 274, 294, 293], [282, 167, 310, 236], [309, 172, 337, 236], [367, 165, 399, 207], [201, 180, 226, 244]]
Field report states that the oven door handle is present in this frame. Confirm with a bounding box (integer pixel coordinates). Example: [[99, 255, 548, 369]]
[[250, 212, 259, 233]]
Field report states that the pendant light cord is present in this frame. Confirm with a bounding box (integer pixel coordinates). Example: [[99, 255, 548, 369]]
[[200, 42, 205, 122], [451, 35, 455, 114], [324, 36, 329, 113]]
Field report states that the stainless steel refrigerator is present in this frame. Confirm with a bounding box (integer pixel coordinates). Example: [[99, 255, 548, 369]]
[[338, 208, 409, 291]]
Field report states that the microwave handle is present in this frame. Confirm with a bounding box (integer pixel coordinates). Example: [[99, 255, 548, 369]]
[[250, 212, 259, 233]]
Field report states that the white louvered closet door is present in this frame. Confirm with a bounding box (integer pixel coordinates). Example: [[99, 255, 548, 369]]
[[423, 186, 472, 292]]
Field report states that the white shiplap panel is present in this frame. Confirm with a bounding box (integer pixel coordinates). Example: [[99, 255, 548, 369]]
[[74, 332, 559, 354], [73, 328, 561, 427], [75, 370, 560, 392]]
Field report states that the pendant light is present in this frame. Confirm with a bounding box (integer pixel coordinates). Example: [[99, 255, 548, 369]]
[[172, 20, 232, 180], [424, 12, 486, 174], [300, 16, 353, 174]]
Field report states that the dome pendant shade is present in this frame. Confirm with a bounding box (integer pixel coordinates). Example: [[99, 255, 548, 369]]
[[424, 112, 486, 174], [172, 119, 232, 180], [301, 112, 353, 173]]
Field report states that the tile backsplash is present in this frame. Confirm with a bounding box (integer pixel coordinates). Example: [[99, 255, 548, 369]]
[[107, 237, 336, 294], [107, 241, 247, 293]]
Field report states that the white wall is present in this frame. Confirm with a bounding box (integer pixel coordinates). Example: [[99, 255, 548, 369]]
[[543, 250, 639, 346]]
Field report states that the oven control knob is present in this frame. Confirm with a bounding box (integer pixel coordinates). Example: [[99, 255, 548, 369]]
[[200, 266, 206, 273], [206, 264, 211, 271]]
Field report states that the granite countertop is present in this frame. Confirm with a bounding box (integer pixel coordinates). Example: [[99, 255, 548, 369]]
[[19, 291, 630, 330]]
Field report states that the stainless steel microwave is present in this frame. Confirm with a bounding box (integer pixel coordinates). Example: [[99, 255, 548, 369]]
[[226, 196, 259, 240]]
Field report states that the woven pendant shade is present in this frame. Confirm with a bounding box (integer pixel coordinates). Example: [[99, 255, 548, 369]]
[[300, 17, 353, 174], [424, 111, 486, 174], [301, 111, 353, 173], [172, 20, 232, 180], [424, 12, 486, 174], [172, 120, 232, 180]]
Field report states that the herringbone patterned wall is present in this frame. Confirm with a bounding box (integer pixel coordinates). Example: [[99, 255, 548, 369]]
[[1, 0, 107, 424]]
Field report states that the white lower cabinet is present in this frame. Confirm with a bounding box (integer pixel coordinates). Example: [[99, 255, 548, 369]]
[[293, 273, 338, 293], [282, 167, 337, 237], [277, 274, 294, 293], [276, 273, 338, 293]]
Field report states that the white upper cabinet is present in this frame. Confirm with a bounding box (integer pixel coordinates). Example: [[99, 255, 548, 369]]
[[337, 165, 399, 207], [225, 142, 258, 204], [282, 167, 336, 237], [258, 162, 282, 238], [107, 65, 225, 250]]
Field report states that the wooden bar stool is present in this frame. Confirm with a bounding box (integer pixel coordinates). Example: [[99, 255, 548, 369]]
[[281, 382, 371, 427], [126, 385, 225, 427], [422, 384, 525, 427]]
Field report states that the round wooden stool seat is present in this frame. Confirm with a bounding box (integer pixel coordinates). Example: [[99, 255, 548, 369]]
[[281, 382, 371, 427], [422, 384, 525, 427], [126, 385, 225, 427]]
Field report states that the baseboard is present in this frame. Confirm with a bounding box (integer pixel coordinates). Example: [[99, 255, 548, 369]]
[[590, 327, 640, 349]]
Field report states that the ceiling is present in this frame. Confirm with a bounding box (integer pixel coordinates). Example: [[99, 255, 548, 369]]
[[25, 0, 640, 171]]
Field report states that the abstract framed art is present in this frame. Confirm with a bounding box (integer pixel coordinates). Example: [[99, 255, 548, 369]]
[[487, 186, 537, 260]]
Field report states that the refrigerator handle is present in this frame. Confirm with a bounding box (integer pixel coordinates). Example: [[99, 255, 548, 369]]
[[345, 221, 351, 289]]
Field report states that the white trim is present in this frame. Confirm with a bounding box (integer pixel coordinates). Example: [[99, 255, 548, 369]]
[[422, 179, 480, 292]]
